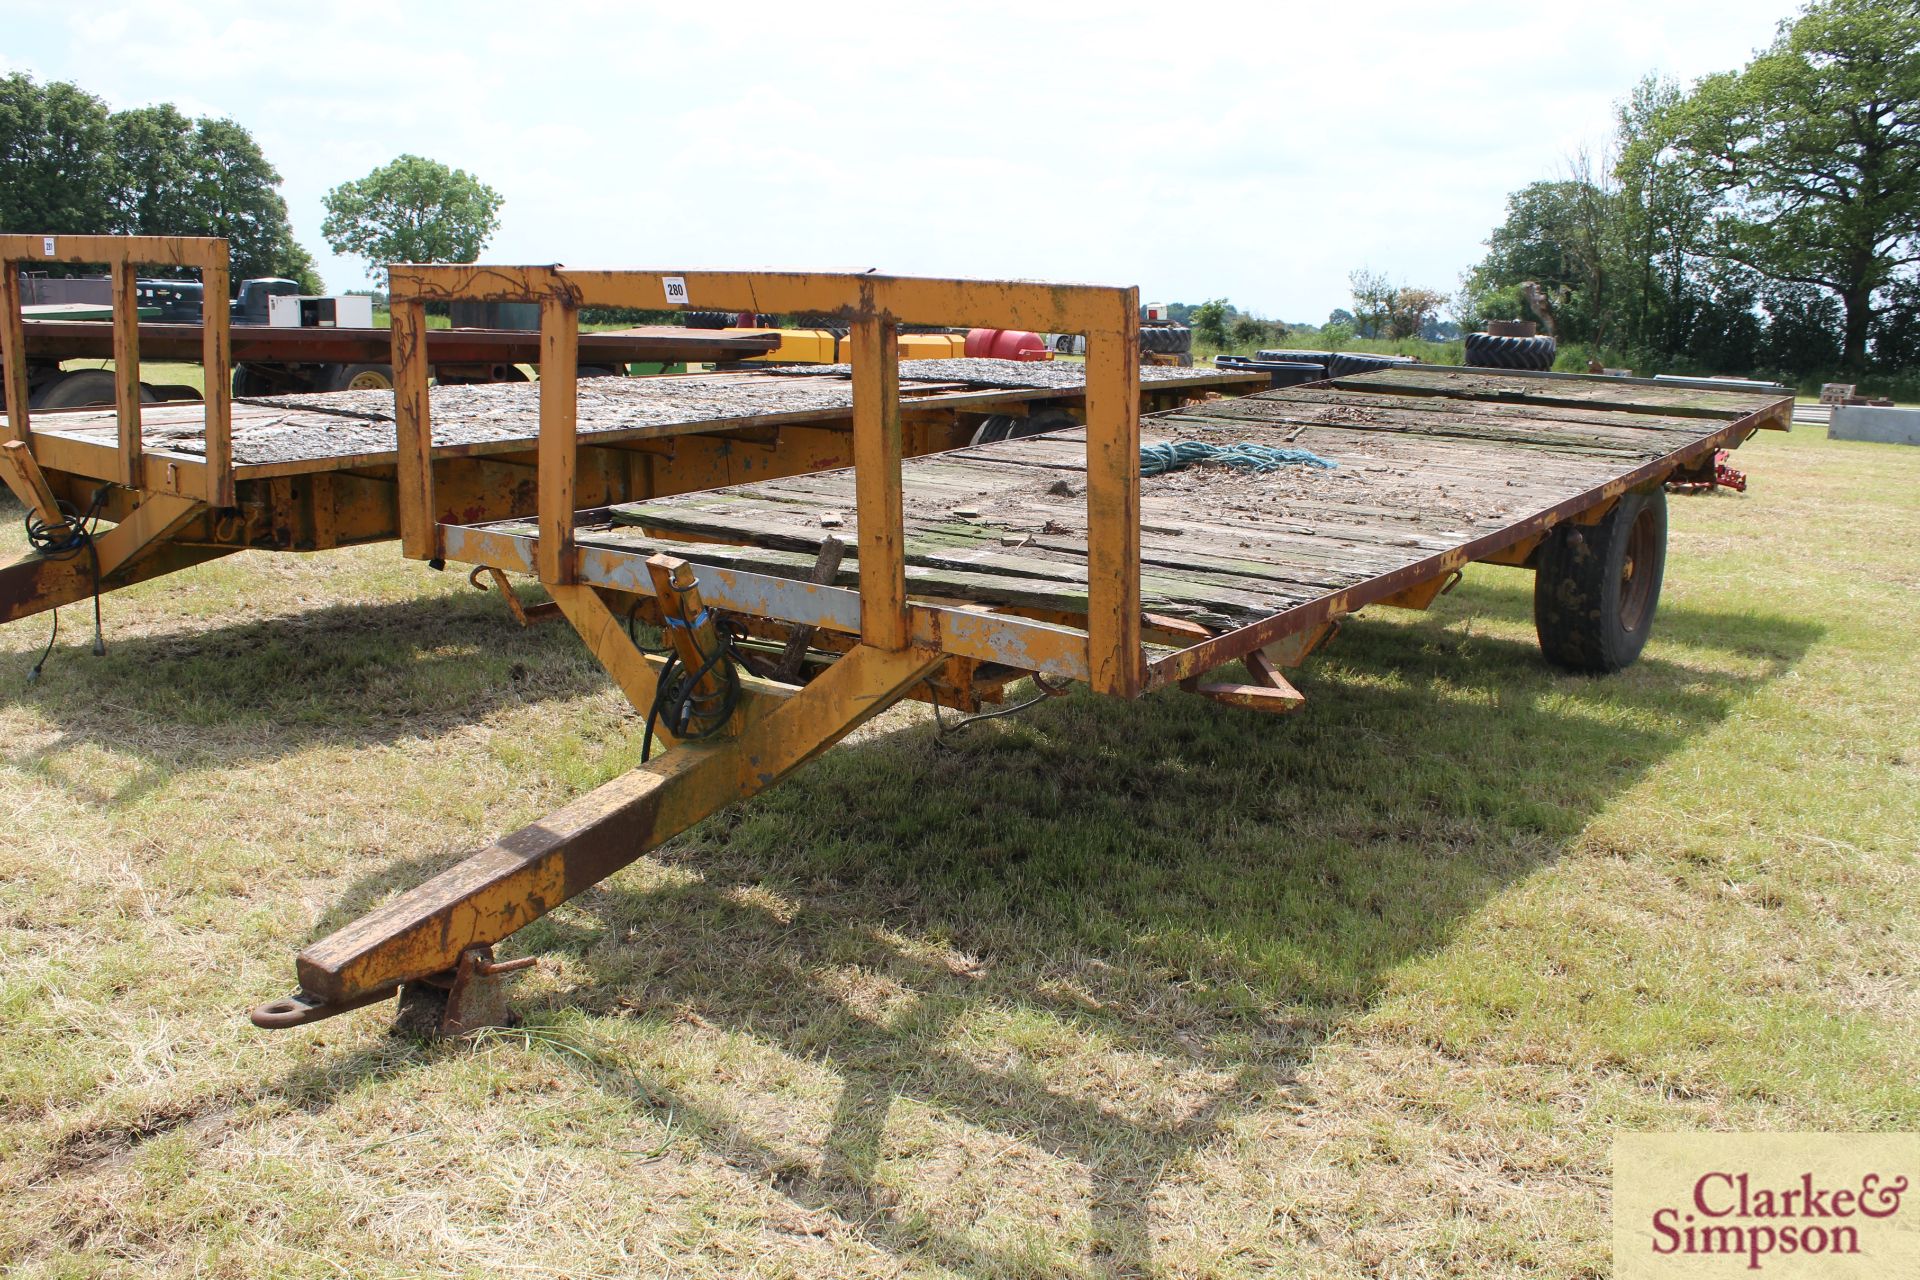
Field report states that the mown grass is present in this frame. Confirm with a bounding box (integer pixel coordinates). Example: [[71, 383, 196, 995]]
[[0, 426, 1914, 1277]]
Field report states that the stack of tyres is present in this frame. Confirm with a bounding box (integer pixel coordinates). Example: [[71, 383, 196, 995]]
[[1464, 331, 1556, 371]]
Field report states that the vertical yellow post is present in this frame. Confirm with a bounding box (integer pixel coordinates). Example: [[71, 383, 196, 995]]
[[537, 293, 580, 585], [0, 257, 28, 442], [1083, 297, 1143, 697], [109, 260, 143, 487], [199, 250, 233, 506], [390, 297, 436, 560], [849, 311, 906, 650]]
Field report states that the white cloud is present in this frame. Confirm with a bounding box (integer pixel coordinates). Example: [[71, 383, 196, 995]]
[[9, 0, 1790, 317]]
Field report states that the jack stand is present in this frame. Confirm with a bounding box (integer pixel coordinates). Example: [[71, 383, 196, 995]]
[[393, 945, 538, 1038], [469, 566, 561, 626]]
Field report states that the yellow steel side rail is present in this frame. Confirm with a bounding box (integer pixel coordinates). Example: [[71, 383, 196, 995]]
[[0, 234, 234, 506], [385, 265, 1143, 694], [538, 293, 580, 584], [849, 311, 906, 650]]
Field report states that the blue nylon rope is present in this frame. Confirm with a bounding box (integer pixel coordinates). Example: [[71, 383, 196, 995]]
[[1139, 440, 1338, 476]]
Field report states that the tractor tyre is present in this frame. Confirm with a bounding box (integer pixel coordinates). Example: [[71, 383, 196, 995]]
[[1256, 349, 1333, 368], [1465, 332, 1556, 371], [1329, 352, 1412, 378]]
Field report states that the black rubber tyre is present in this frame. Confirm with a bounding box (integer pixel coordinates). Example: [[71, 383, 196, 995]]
[[683, 310, 734, 329], [28, 369, 158, 409], [233, 364, 287, 397], [1329, 352, 1414, 378], [969, 407, 1078, 446], [1256, 349, 1333, 366], [329, 363, 394, 392], [1161, 324, 1191, 353], [1139, 326, 1167, 354], [1534, 488, 1667, 673], [1464, 331, 1556, 371]]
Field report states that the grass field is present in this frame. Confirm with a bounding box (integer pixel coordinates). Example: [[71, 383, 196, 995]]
[[0, 424, 1915, 1278]]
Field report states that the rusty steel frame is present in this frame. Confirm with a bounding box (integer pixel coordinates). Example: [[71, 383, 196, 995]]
[[385, 265, 1147, 695], [247, 263, 1789, 1032], [2, 239, 1248, 634], [253, 266, 1145, 1029], [2, 234, 233, 506]]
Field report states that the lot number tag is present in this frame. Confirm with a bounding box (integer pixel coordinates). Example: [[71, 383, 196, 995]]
[[43, 237, 55, 257], [661, 276, 689, 306]]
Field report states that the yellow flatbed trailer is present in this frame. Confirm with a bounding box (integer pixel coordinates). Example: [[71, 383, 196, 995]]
[[0, 236, 1254, 630], [232, 264, 1788, 1035]]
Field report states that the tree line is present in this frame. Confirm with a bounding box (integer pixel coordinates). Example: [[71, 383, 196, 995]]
[[0, 73, 320, 287], [1462, 0, 1919, 382], [2, 72, 506, 294]]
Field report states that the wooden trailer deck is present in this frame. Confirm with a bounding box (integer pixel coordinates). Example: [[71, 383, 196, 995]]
[[0, 345, 1253, 627], [19, 358, 1249, 482], [467, 366, 1792, 652]]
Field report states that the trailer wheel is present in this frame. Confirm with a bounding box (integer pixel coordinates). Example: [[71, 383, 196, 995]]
[[969, 408, 1077, 446], [1533, 488, 1667, 673], [234, 364, 285, 397], [28, 369, 159, 409], [331, 364, 394, 392]]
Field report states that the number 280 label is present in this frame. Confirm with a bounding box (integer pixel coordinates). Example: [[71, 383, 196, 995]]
[[661, 276, 688, 305]]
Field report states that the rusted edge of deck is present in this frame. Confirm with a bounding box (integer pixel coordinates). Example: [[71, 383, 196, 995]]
[[1141, 402, 1779, 687]]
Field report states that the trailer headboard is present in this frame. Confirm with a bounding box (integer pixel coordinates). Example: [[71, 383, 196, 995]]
[[0, 234, 234, 506], [384, 265, 1146, 696]]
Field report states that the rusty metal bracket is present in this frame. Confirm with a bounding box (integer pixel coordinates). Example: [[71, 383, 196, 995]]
[[250, 946, 536, 1036], [248, 982, 402, 1029], [399, 945, 538, 1037], [469, 565, 560, 625], [1375, 568, 1463, 612], [0, 440, 63, 526], [1180, 648, 1307, 716], [772, 535, 845, 682]]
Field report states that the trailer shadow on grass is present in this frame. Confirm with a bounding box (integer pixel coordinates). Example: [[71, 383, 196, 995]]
[[0, 584, 622, 808], [269, 577, 1824, 1278]]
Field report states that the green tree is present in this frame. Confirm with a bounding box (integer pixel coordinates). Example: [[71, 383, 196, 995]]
[[1350, 270, 1448, 341], [1663, 0, 1920, 369], [1229, 313, 1276, 349], [0, 73, 116, 235], [1613, 76, 1713, 358], [111, 106, 320, 288], [321, 155, 504, 281], [1188, 297, 1230, 347]]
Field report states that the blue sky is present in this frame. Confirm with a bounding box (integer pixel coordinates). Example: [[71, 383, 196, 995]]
[[5, 0, 1796, 321]]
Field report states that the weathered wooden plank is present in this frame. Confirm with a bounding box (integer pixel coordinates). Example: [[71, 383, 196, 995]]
[[1329, 367, 1782, 419]]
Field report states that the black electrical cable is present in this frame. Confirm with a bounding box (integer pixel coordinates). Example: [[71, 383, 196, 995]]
[[23, 486, 109, 682], [928, 673, 1071, 748], [623, 599, 672, 655], [640, 615, 743, 762]]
